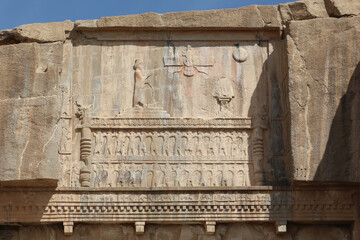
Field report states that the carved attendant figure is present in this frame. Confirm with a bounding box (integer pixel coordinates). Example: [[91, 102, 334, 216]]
[[133, 59, 155, 107], [93, 131, 104, 156], [59, 121, 71, 153]]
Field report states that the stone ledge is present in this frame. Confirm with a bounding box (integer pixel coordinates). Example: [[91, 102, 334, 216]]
[[75, 6, 281, 30]]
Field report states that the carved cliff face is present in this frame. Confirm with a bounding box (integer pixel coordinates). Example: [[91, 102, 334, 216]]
[[1, 0, 359, 238]]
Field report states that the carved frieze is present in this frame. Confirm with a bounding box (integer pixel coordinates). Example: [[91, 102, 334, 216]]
[[91, 162, 250, 188], [91, 130, 250, 160], [72, 117, 262, 188]]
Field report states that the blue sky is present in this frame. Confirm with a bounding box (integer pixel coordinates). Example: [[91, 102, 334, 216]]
[[0, 0, 290, 30]]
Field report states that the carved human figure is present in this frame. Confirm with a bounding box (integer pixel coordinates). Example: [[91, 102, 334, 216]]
[[123, 170, 131, 187], [123, 133, 131, 156], [71, 162, 80, 187], [225, 134, 233, 156], [225, 170, 234, 187], [94, 164, 109, 187], [174, 131, 182, 156], [111, 131, 118, 156], [163, 131, 170, 156], [168, 135, 176, 156], [184, 131, 193, 156], [145, 170, 154, 187], [115, 132, 124, 156], [183, 45, 195, 77], [196, 132, 203, 156], [215, 170, 223, 186], [166, 170, 178, 187], [59, 155, 71, 187], [105, 131, 115, 156], [210, 134, 220, 156], [219, 132, 227, 156], [138, 133, 146, 156], [202, 134, 210, 157], [134, 170, 142, 187], [239, 134, 248, 159], [144, 133, 153, 156], [204, 170, 213, 186], [235, 170, 246, 186], [93, 131, 104, 156], [153, 132, 164, 156], [231, 132, 240, 156], [154, 169, 165, 187], [59, 121, 71, 153], [60, 85, 70, 117], [180, 135, 188, 156], [178, 168, 189, 187], [192, 135, 199, 156], [191, 170, 202, 186], [127, 132, 137, 156], [133, 59, 155, 107], [207, 133, 215, 156], [107, 165, 116, 187]]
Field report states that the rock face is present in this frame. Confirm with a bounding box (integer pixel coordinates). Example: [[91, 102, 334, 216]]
[[0, 42, 63, 184], [288, 16, 360, 182], [0, 223, 351, 240], [0, 0, 359, 239]]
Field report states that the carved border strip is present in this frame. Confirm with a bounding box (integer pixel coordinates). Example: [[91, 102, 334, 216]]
[[89, 118, 252, 129]]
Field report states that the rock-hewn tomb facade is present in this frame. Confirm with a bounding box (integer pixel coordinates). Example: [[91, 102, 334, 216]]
[[0, 0, 360, 239]]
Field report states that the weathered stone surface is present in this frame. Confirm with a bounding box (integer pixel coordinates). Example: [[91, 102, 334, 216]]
[[11, 20, 73, 42], [279, 0, 328, 22], [288, 16, 360, 181], [324, 0, 360, 17], [0, 29, 15, 45], [0, 223, 351, 240], [0, 0, 360, 238], [0, 42, 63, 183], [76, 6, 281, 29]]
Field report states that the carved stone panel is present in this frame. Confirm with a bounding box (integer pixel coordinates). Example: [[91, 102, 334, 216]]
[[73, 118, 262, 188]]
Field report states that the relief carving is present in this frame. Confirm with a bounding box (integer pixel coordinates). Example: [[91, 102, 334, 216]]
[[59, 118, 71, 154], [133, 59, 156, 108], [59, 85, 71, 117], [89, 163, 250, 188], [164, 45, 214, 77], [91, 130, 250, 159], [58, 155, 71, 187], [232, 45, 248, 63], [213, 77, 235, 117], [75, 101, 93, 187]]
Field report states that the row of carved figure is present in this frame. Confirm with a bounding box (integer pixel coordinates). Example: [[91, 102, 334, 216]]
[[91, 163, 250, 188], [92, 130, 250, 158]]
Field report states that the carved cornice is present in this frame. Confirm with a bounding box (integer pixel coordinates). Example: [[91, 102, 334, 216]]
[[0, 189, 355, 223]]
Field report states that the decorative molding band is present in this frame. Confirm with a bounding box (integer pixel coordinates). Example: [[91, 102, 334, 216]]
[[88, 118, 252, 129], [0, 189, 355, 223]]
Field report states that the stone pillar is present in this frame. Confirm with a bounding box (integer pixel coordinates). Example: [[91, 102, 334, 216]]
[[79, 126, 92, 187], [75, 103, 93, 187], [253, 127, 265, 185]]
